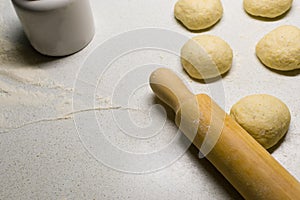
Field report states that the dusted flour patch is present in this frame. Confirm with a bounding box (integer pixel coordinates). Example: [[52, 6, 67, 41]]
[[256, 25, 300, 71], [174, 0, 223, 30], [243, 0, 293, 18], [0, 78, 72, 133], [230, 94, 291, 149], [181, 35, 233, 80]]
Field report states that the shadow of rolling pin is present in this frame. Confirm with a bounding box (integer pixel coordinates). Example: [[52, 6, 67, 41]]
[[149, 68, 300, 200]]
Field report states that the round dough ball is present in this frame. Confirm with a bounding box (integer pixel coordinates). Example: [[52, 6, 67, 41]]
[[181, 35, 233, 80], [230, 94, 291, 149], [174, 0, 223, 30], [243, 0, 292, 18], [256, 25, 300, 71]]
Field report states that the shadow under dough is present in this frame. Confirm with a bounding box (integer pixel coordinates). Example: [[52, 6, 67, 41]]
[[267, 67, 300, 77], [244, 7, 291, 22], [182, 67, 230, 84], [256, 56, 300, 76], [267, 132, 289, 154], [174, 17, 222, 34]]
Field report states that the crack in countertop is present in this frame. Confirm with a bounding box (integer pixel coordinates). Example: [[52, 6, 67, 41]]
[[0, 106, 147, 134]]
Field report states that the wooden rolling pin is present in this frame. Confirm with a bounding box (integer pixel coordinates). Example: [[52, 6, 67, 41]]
[[149, 68, 300, 200]]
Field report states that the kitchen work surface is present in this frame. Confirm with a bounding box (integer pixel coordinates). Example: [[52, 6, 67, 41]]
[[1, 0, 300, 199]]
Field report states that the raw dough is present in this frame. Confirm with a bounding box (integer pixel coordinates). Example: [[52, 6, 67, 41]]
[[230, 94, 291, 149], [243, 0, 293, 18], [256, 25, 300, 71], [174, 0, 223, 30], [181, 35, 233, 80]]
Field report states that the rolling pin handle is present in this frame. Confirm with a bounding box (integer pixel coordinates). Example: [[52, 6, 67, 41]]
[[149, 68, 194, 113]]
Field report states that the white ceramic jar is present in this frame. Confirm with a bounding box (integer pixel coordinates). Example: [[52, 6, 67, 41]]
[[11, 0, 95, 56]]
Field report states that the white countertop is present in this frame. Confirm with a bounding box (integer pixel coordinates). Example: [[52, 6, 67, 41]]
[[1, 0, 300, 199]]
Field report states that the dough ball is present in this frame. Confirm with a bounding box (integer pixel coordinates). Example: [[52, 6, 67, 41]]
[[243, 0, 292, 18], [256, 25, 300, 71], [174, 0, 223, 30], [230, 94, 291, 149], [181, 35, 233, 80]]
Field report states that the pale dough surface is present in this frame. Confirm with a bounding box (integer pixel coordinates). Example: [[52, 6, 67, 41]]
[[181, 35, 233, 80], [243, 0, 293, 18], [230, 94, 291, 149], [256, 25, 300, 71], [174, 0, 223, 30]]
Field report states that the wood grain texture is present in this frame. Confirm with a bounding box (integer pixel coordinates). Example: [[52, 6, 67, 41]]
[[195, 94, 300, 199], [150, 68, 300, 199]]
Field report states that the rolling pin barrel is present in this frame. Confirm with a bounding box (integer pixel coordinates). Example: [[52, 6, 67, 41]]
[[150, 68, 300, 200]]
